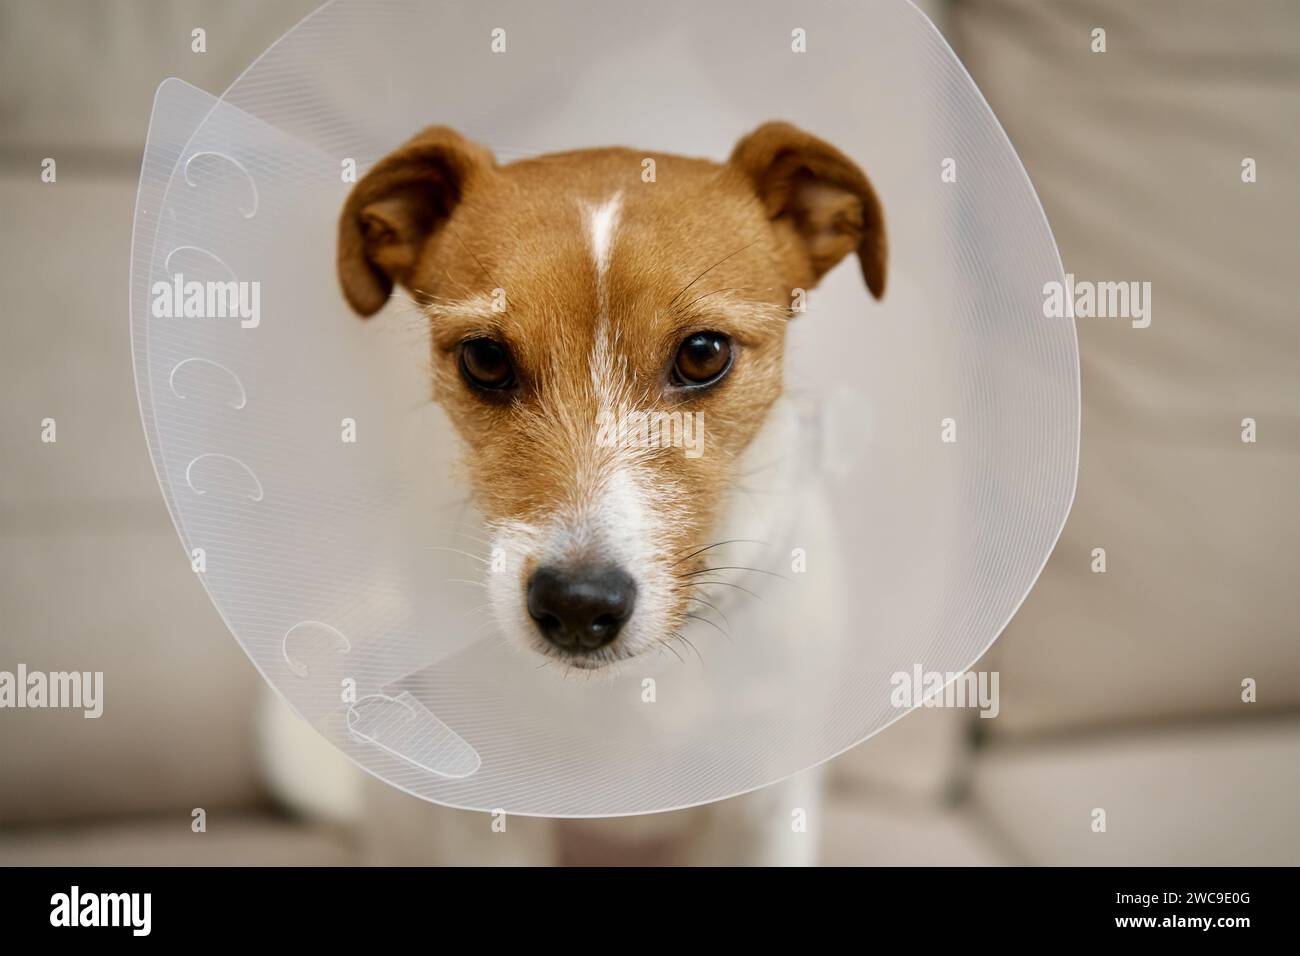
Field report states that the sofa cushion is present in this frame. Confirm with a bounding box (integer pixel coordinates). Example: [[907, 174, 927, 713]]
[[0, 812, 353, 866], [970, 716, 1300, 865], [0, 527, 264, 825]]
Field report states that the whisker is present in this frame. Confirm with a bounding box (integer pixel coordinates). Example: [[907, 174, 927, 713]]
[[667, 239, 759, 307], [670, 538, 769, 568], [441, 577, 487, 589], [676, 632, 705, 666], [682, 287, 741, 310], [737, 449, 803, 479], [675, 579, 763, 601], [659, 638, 685, 664], [686, 595, 731, 631], [440, 528, 495, 548], [685, 612, 730, 642], [679, 565, 790, 581], [446, 226, 504, 297], [423, 545, 489, 565]]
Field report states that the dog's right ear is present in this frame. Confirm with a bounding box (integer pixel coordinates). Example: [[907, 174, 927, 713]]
[[337, 126, 495, 317]]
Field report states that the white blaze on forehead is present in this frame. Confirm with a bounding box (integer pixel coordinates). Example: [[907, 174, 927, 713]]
[[585, 191, 624, 411], [586, 191, 623, 288]]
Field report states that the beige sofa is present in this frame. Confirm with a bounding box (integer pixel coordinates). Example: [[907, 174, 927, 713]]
[[1, 0, 1295, 865]]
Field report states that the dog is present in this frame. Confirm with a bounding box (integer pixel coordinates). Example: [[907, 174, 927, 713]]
[[259, 120, 886, 865]]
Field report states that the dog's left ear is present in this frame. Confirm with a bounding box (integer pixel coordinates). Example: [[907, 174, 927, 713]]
[[728, 121, 886, 299]]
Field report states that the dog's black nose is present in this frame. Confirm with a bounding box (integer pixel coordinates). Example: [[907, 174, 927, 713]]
[[526, 564, 637, 651]]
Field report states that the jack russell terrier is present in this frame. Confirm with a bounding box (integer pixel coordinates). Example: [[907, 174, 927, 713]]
[[259, 120, 886, 865]]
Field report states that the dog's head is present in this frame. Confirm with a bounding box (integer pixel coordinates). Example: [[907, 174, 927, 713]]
[[337, 122, 885, 671]]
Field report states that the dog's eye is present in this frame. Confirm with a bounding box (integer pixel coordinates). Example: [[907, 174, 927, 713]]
[[459, 338, 515, 391], [672, 332, 732, 387]]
